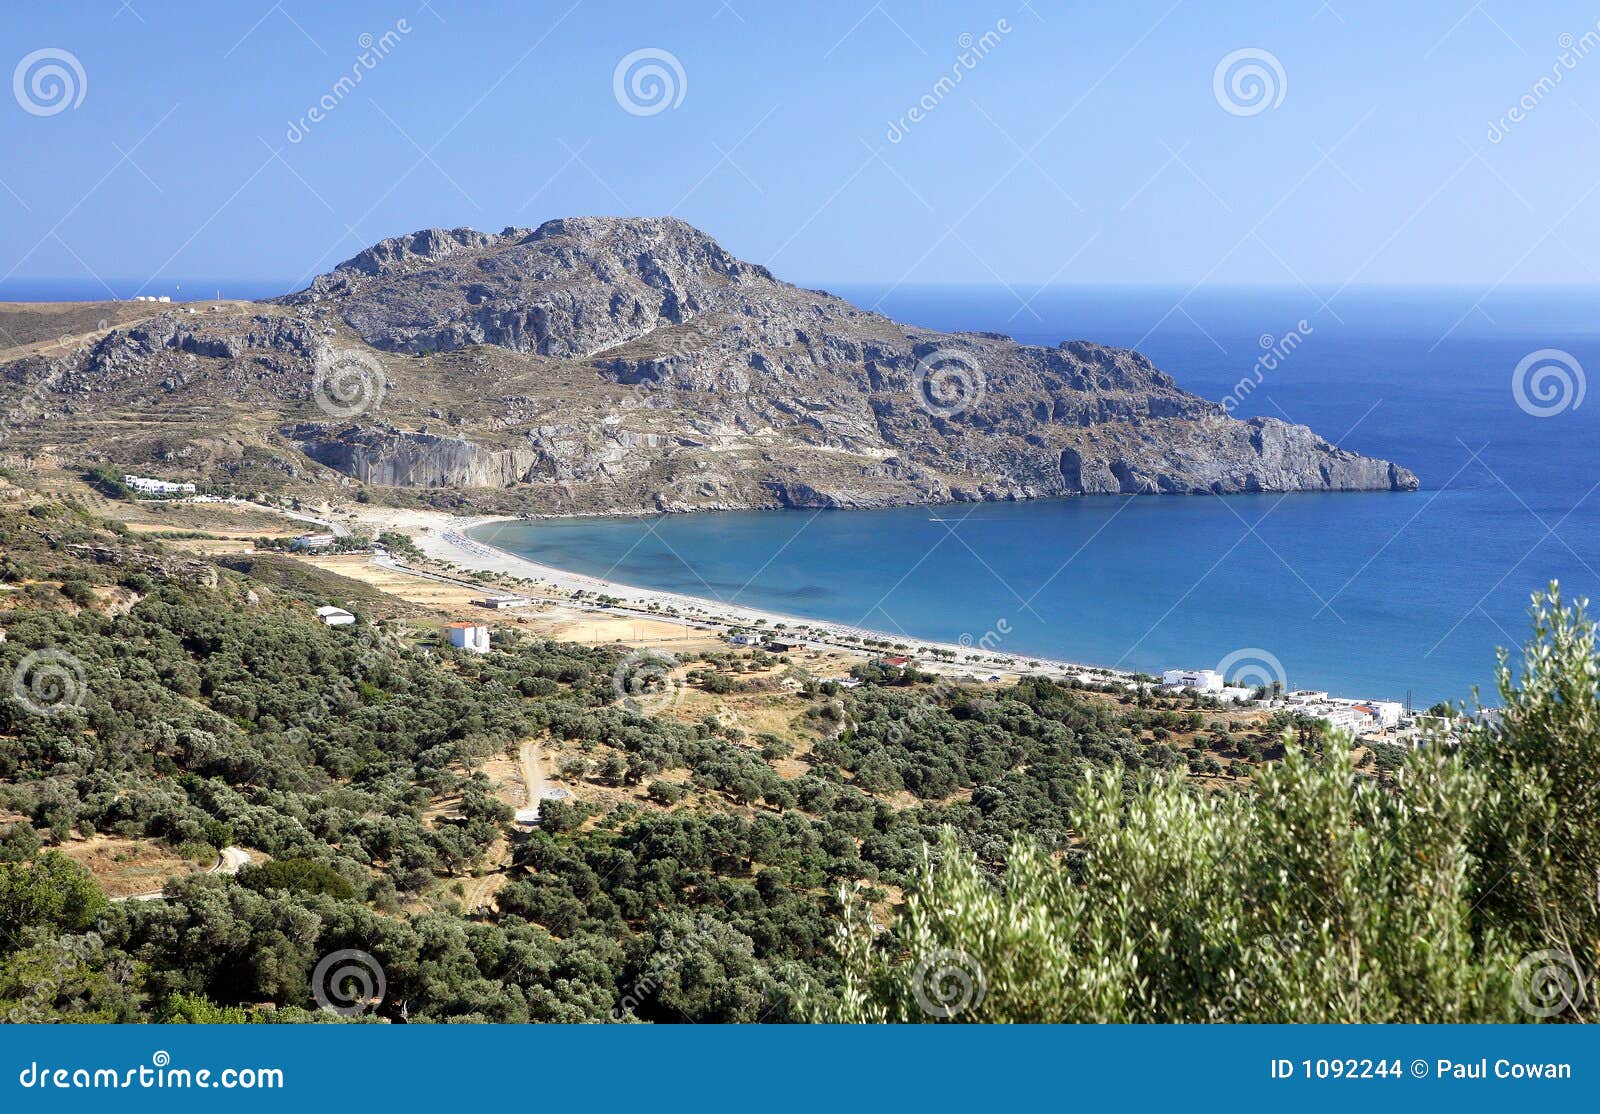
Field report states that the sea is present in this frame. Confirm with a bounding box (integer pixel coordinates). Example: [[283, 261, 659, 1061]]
[[8, 278, 1597, 705], [473, 285, 1600, 706]]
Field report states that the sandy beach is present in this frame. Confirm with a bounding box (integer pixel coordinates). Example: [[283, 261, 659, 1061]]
[[324, 503, 1138, 685]]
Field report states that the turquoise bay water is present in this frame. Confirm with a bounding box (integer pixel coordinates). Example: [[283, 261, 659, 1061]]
[[12, 279, 1593, 702], [473, 286, 1600, 704], [470, 285, 1597, 704]]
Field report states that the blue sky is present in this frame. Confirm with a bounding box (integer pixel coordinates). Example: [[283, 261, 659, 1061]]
[[3, 0, 1600, 293]]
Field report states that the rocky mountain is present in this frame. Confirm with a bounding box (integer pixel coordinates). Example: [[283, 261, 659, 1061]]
[[0, 216, 1416, 512]]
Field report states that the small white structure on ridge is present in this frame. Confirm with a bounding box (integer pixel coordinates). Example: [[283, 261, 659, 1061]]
[[1162, 668, 1225, 692], [447, 621, 491, 654], [316, 606, 355, 627]]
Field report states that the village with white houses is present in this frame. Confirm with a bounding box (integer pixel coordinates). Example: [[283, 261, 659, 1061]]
[[310, 571, 1458, 748], [1159, 668, 1407, 738], [151, 491, 1460, 752]]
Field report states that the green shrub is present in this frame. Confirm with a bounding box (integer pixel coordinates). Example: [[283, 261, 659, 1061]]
[[818, 586, 1597, 1025], [237, 858, 355, 900]]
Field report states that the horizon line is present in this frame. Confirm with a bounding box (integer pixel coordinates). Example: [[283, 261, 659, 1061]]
[[5, 278, 1600, 297]]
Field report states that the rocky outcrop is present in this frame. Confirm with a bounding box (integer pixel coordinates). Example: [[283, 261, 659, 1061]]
[[293, 426, 539, 488], [1055, 416, 1411, 496], [64, 542, 218, 588], [2, 216, 1418, 510], [279, 216, 778, 358], [285, 418, 661, 489]]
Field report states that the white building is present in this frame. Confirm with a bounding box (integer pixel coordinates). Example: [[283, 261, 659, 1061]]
[[1358, 701, 1405, 730], [292, 533, 335, 550], [122, 474, 196, 496], [474, 594, 532, 610], [1280, 691, 1331, 710], [727, 633, 763, 647], [447, 621, 491, 654], [1162, 668, 1225, 692], [315, 606, 355, 627], [1321, 705, 1372, 735], [1285, 696, 1403, 737]]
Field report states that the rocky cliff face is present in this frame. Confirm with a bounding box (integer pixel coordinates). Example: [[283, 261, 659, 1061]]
[[1, 216, 1417, 510], [281, 217, 777, 359]]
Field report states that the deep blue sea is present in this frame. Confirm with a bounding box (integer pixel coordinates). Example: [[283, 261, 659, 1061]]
[[474, 285, 1600, 706], [10, 278, 1595, 704]]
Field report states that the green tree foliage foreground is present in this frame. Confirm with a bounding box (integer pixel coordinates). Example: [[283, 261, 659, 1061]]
[[818, 586, 1598, 1023]]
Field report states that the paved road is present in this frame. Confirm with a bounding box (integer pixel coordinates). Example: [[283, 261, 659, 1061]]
[[113, 845, 252, 903], [267, 506, 348, 537]]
